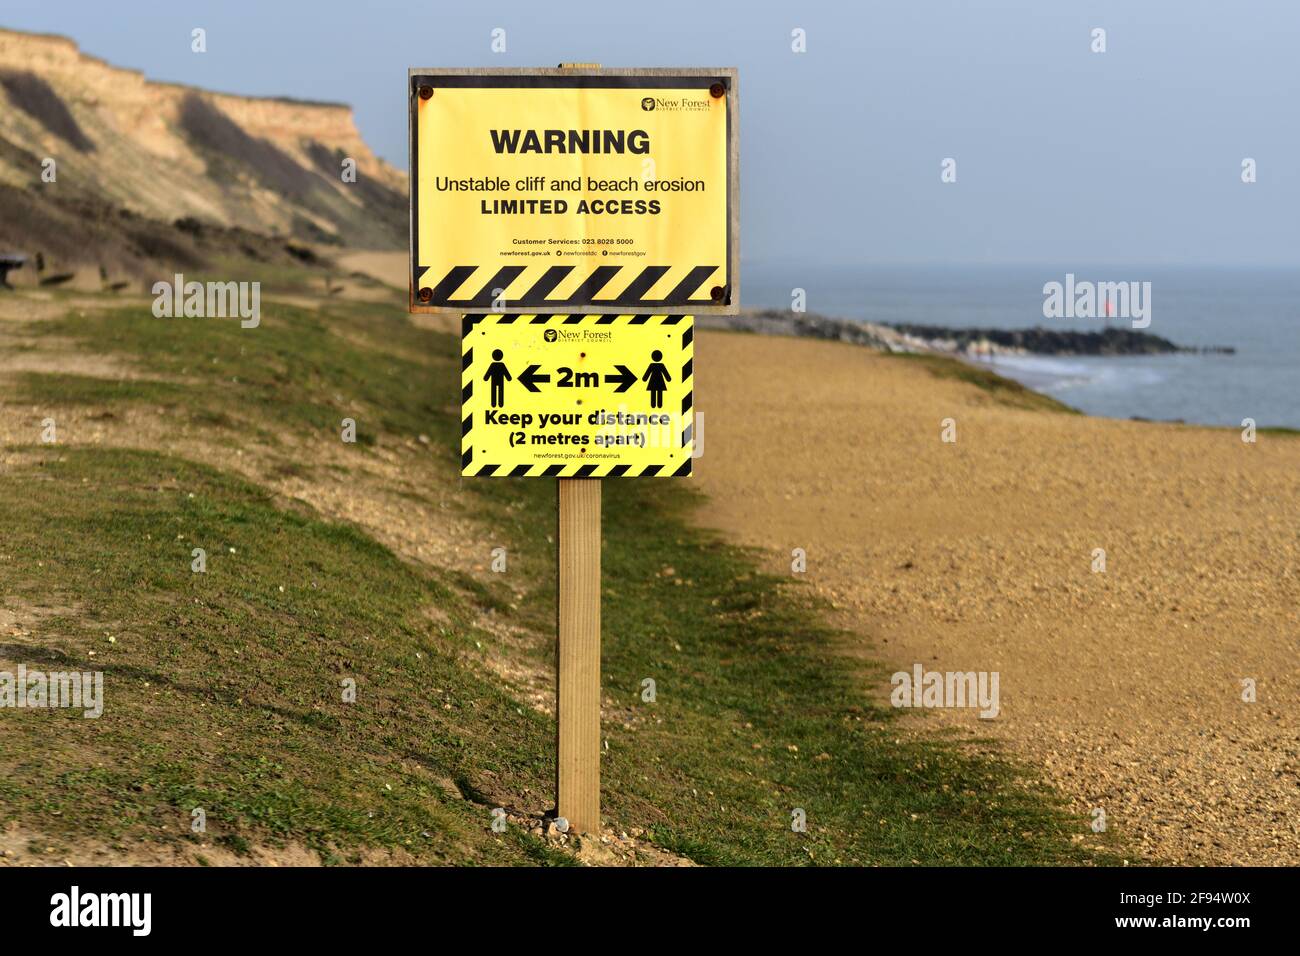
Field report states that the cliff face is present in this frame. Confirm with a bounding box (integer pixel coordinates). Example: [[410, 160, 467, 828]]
[[0, 27, 405, 265]]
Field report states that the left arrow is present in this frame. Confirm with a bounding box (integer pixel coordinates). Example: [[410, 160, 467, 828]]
[[519, 364, 551, 392]]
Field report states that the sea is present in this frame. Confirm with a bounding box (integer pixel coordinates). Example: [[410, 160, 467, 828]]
[[742, 265, 1298, 429]]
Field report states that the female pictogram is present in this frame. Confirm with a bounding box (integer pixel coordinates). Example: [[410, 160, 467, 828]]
[[642, 350, 671, 409]]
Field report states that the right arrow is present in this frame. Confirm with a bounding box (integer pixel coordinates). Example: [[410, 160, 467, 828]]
[[604, 364, 636, 393], [519, 364, 551, 392]]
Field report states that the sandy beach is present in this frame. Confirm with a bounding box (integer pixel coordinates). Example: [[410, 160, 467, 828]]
[[691, 329, 1299, 865]]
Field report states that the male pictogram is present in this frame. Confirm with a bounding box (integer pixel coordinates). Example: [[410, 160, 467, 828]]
[[484, 349, 512, 408], [642, 350, 671, 409]]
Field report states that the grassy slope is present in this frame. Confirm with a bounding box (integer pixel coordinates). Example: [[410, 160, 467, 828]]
[[884, 352, 1081, 414], [0, 446, 567, 865], [0, 290, 1125, 865]]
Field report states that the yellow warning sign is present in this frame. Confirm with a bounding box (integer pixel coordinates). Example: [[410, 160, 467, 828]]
[[410, 68, 737, 315], [461, 314, 694, 477]]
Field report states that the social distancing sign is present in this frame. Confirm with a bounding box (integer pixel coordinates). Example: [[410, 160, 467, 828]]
[[461, 314, 694, 477], [410, 68, 737, 314]]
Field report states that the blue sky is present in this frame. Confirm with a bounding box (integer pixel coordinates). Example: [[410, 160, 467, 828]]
[[4, 0, 1298, 267]]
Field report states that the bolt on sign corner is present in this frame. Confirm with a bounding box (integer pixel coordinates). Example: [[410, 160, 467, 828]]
[[461, 314, 694, 477], [410, 67, 737, 315]]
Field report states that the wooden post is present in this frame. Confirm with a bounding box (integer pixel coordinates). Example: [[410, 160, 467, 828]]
[[553, 60, 602, 837], [556, 477, 601, 833]]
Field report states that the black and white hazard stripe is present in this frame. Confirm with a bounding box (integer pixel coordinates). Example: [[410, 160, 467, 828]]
[[422, 264, 723, 309]]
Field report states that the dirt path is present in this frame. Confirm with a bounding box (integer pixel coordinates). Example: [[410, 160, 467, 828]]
[[334, 250, 407, 291], [691, 330, 1299, 865]]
